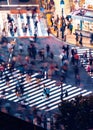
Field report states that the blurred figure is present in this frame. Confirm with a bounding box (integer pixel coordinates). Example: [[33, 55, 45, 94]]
[[43, 84, 50, 98], [90, 33, 93, 44], [75, 32, 79, 46], [79, 32, 83, 46], [46, 44, 50, 57], [0, 64, 4, 77], [75, 74, 81, 86], [18, 43, 23, 54], [74, 64, 79, 78], [5, 74, 10, 86], [65, 89, 68, 97], [47, 27, 51, 36]]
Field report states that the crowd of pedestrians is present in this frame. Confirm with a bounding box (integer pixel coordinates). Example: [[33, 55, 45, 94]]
[[0, 4, 93, 129], [0, 35, 93, 96], [1, 7, 40, 39], [0, 34, 93, 130], [45, 1, 93, 48]]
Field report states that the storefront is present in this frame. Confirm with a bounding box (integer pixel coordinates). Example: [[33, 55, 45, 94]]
[[85, 0, 93, 9], [72, 9, 93, 37], [72, 0, 93, 28]]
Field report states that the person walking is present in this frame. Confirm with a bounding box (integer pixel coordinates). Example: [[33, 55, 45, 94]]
[[0, 64, 4, 77], [43, 84, 50, 98], [46, 44, 50, 58], [5, 74, 10, 86], [75, 32, 79, 46], [79, 32, 83, 47], [90, 33, 93, 44], [75, 74, 81, 87], [47, 27, 51, 36], [74, 64, 79, 78], [74, 52, 79, 65]]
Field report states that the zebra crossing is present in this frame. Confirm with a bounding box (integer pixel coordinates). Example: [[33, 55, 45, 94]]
[[76, 47, 93, 78], [9, 13, 48, 37], [76, 47, 93, 58], [0, 68, 92, 112], [0, 12, 48, 37]]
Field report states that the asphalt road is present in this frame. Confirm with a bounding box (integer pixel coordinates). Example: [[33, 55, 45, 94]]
[[0, 36, 93, 91]]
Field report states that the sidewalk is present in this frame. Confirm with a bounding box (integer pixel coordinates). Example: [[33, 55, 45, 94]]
[[66, 34, 93, 48], [46, 13, 93, 49]]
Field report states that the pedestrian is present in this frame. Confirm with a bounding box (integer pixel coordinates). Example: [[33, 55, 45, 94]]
[[15, 84, 21, 98], [75, 32, 79, 46], [50, 51, 54, 60], [34, 33, 37, 42], [65, 89, 68, 97], [50, 16, 54, 27], [20, 84, 24, 96], [82, 50, 88, 63], [71, 55, 75, 65], [19, 43, 23, 54], [26, 73, 31, 83], [47, 27, 51, 36], [38, 48, 45, 61], [61, 69, 66, 83], [79, 32, 83, 46], [5, 74, 10, 86], [74, 52, 79, 65], [43, 84, 50, 98], [1, 89, 6, 99], [54, 64, 59, 75], [31, 44, 37, 60], [56, 15, 59, 23], [46, 44, 50, 57], [90, 64, 93, 76], [90, 33, 93, 44], [65, 45, 70, 59], [69, 23, 73, 34], [34, 20, 38, 28], [0, 64, 4, 77], [74, 64, 79, 78], [75, 74, 81, 87], [86, 64, 91, 75], [61, 53, 67, 64], [14, 24, 17, 33], [26, 15, 30, 25], [54, 22, 58, 31], [89, 54, 93, 66]]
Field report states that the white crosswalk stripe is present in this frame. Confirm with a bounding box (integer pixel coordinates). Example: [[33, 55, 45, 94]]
[[75, 47, 93, 78], [5, 13, 48, 37], [0, 68, 92, 111]]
